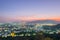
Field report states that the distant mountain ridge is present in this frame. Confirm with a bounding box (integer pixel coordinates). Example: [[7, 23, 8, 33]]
[[0, 19, 60, 24], [27, 20, 60, 24]]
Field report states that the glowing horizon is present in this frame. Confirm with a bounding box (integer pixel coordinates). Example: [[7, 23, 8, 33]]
[[0, 16, 60, 22]]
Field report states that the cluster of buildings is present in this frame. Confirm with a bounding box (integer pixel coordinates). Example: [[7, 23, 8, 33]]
[[0, 23, 60, 37]]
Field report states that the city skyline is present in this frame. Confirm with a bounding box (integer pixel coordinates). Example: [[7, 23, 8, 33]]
[[0, 0, 60, 22]]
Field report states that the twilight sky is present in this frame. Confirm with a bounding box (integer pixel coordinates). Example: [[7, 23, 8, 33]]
[[0, 0, 60, 22]]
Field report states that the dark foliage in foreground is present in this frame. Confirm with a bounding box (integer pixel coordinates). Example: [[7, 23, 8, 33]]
[[1, 34, 60, 40]]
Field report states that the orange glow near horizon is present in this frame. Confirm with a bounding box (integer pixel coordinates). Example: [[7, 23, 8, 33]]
[[48, 17, 60, 21], [14, 17, 60, 21], [0, 17, 60, 22]]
